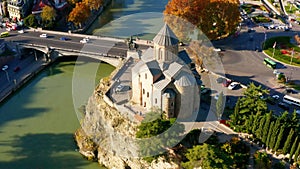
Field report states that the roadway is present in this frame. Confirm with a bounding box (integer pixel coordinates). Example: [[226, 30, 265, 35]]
[[1, 29, 149, 58], [211, 19, 300, 114]]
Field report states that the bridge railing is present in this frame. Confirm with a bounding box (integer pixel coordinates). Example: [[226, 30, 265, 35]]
[[18, 43, 125, 59]]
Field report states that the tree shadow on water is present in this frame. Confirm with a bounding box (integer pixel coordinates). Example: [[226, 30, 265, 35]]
[[0, 133, 97, 169]]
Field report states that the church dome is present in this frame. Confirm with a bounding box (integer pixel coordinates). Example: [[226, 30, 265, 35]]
[[153, 24, 179, 46]]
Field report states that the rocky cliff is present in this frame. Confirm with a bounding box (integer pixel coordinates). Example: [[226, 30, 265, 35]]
[[75, 78, 180, 169]]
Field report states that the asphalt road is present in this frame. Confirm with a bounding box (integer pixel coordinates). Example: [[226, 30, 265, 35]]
[[0, 29, 150, 58], [211, 20, 300, 114]]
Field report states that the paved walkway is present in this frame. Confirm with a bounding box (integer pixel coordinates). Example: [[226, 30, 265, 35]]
[[0, 47, 48, 103]]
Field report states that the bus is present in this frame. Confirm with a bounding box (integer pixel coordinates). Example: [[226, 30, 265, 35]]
[[283, 95, 300, 107], [0, 31, 9, 38], [263, 58, 277, 69]]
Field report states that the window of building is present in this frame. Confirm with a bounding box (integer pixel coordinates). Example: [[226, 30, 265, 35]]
[[143, 89, 145, 94], [155, 98, 157, 104], [144, 102, 146, 107], [171, 102, 174, 106], [145, 73, 147, 79], [147, 92, 149, 98]]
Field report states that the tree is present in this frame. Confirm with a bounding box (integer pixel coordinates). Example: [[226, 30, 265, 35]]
[[41, 6, 57, 29], [293, 143, 300, 162], [83, 0, 103, 10], [283, 129, 294, 154], [164, 0, 240, 40], [269, 118, 281, 149], [266, 121, 274, 148], [66, 0, 79, 6], [68, 2, 91, 27], [182, 144, 232, 169], [290, 136, 298, 161], [41, 6, 57, 23], [255, 115, 265, 139], [24, 14, 38, 28], [230, 97, 240, 126], [262, 112, 272, 143], [274, 125, 285, 152], [215, 91, 225, 119], [239, 83, 268, 115], [252, 111, 261, 133]]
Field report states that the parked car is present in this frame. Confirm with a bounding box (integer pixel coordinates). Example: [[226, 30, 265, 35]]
[[228, 82, 239, 90], [216, 77, 224, 84], [18, 30, 24, 33], [223, 79, 232, 87], [39, 34, 47, 38], [272, 95, 280, 100], [2, 65, 8, 70], [116, 84, 125, 92]]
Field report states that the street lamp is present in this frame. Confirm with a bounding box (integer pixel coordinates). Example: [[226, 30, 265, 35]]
[[2, 68, 10, 82]]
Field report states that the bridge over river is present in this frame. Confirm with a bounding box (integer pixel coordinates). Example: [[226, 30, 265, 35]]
[[4, 29, 151, 67]]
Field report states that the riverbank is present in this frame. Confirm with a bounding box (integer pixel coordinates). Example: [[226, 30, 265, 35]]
[[72, 0, 111, 34], [0, 52, 51, 104]]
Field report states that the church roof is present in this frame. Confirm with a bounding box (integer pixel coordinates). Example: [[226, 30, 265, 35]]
[[141, 47, 154, 62], [153, 23, 179, 46], [164, 62, 183, 79], [153, 76, 171, 91], [145, 60, 161, 76], [178, 50, 192, 65], [174, 71, 196, 87]]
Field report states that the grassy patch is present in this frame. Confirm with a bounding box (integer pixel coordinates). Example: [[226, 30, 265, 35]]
[[241, 4, 255, 14], [263, 36, 300, 66], [253, 15, 271, 23], [285, 4, 298, 14]]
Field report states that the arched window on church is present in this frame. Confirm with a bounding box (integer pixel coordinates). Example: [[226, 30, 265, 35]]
[[147, 92, 149, 98], [145, 73, 147, 79]]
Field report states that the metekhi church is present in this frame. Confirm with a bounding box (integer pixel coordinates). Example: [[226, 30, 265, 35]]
[[131, 24, 201, 119]]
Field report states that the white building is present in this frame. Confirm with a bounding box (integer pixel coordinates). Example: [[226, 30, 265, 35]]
[[131, 24, 201, 119]]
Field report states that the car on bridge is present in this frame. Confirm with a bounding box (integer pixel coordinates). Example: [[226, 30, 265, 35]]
[[59, 37, 70, 41], [39, 34, 47, 38], [80, 38, 89, 44]]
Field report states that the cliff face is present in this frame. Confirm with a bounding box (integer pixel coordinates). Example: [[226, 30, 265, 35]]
[[75, 78, 179, 169]]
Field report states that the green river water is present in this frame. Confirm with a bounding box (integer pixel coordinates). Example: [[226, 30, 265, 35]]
[[0, 57, 114, 169], [0, 0, 169, 167]]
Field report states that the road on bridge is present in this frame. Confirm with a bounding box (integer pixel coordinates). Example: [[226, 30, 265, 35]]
[[2, 29, 149, 59]]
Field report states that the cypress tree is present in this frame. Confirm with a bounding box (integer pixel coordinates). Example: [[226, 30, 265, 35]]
[[245, 115, 253, 133], [216, 92, 225, 120], [283, 129, 294, 155], [274, 125, 285, 152], [252, 111, 261, 134], [256, 115, 265, 139], [262, 112, 272, 143], [231, 98, 240, 126], [289, 136, 298, 161], [266, 121, 274, 148], [294, 143, 300, 163], [269, 118, 281, 149]]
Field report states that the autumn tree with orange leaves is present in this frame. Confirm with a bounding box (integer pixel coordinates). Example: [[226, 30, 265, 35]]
[[68, 2, 90, 27], [164, 0, 240, 40], [83, 0, 103, 10]]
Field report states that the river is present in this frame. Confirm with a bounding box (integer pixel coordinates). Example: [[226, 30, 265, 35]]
[[0, 57, 115, 169], [86, 0, 169, 39], [0, 0, 169, 168]]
